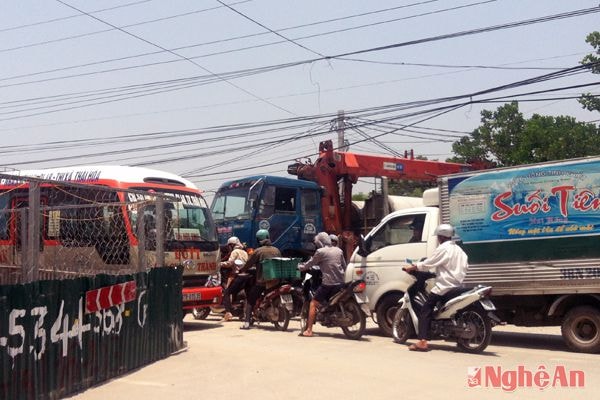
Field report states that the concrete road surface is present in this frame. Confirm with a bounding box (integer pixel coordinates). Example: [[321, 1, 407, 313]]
[[68, 314, 598, 400]]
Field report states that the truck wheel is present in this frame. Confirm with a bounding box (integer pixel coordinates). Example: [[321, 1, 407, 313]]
[[561, 306, 600, 353], [376, 294, 403, 337]]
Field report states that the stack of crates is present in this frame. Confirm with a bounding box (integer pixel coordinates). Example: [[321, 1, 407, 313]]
[[262, 258, 302, 280]]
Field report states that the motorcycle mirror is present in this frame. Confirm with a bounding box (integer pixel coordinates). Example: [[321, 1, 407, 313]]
[[357, 234, 370, 257]]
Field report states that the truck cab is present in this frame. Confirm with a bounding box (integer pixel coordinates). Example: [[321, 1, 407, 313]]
[[211, 175, 322, 257], [345, 190, 441, 336]]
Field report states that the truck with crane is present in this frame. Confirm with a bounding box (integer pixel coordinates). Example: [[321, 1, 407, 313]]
[[210, 140, 473, 257]]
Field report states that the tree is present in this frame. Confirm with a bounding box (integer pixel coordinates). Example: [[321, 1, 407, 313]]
[[580, 31, 600, 113], [450, 102, 600, 167]]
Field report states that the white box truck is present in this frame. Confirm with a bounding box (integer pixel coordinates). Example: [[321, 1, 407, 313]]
[[347, 156, 600, 353]]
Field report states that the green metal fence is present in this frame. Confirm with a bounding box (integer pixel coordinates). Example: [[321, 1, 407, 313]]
[[0, 267, 183, 400]]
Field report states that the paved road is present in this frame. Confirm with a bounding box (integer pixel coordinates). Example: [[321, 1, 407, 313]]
[[68, 314, 598, 400]]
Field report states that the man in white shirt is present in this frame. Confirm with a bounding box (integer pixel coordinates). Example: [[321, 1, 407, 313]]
[[403, 224, 468, 351]]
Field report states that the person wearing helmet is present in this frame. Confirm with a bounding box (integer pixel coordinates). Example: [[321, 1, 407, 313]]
[[220, 236, 249, 321], [298, 232, 347, 337], [329, 234, 339, 247], [237, 229, 281, 329], [403, 223, 468, 351]]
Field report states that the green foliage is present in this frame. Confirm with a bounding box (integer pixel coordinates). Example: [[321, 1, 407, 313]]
[[580, 31, 600, 112], [451, 102, 600, 167], [352, 192, 368, 201], [388, 179, 435, 197]]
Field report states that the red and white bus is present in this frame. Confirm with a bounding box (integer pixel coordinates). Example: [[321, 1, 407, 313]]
[[0, 165, 221, 314]]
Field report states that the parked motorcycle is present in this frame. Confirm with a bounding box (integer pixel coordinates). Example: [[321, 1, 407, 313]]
[[392, 270, 498, 353], [299, 266, 369, 340]]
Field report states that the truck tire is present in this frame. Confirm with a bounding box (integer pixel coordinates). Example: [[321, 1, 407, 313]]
[[376, 294, 403, 337], [561, 306, 600, 353]]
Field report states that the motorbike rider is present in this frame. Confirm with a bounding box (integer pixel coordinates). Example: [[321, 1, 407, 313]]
[[403, 223, 468, 351], [220, 236, 249, 321], [237, 229, 281, 330], [298, 232, 347, 337], [330, 234, 339, 247]]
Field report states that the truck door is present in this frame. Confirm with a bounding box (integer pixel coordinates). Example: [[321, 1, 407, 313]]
[[354, 212, 430, 308], [257, 185, 300, 254], [299, 189, 321, 254]]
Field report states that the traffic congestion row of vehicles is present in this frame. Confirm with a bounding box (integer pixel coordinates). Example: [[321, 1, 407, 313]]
[[211, 141, 600, 354], [3, 141, 600, 353]]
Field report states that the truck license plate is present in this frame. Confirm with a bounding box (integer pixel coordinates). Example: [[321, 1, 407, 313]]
[[183, 293, 201, 302]]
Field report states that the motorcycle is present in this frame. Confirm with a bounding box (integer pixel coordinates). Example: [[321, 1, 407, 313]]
[[250, 281, 295, 331], [191, 265, 222, 320], [299, 266, 369, 340], [192, 260, 249, 320], [392, 270, 499, 353]]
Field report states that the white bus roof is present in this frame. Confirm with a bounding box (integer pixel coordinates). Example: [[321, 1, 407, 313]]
[[8, 165, 198, 190]]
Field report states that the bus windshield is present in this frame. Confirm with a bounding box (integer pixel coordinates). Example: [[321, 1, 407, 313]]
[[128, 189, 217, 243]]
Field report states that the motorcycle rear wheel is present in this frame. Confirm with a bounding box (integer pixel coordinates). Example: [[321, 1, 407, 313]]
[[456, 306, 492, 354], [341, 301, 366, 340], [392, 308, 413, 344], [272, 298, 291, 331]]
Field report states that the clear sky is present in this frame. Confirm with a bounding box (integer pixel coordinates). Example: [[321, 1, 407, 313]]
[[1, 0, 598, 199]]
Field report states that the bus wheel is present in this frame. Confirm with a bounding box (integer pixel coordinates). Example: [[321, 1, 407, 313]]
[[561, 306, 600, 353]]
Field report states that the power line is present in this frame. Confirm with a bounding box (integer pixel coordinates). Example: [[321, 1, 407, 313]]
[[0, 0, 446, 82], [54, 0, 296, 116], [215, 0, 325, 58], [0, 0, 545, 90], [0, 0, 154, 33]]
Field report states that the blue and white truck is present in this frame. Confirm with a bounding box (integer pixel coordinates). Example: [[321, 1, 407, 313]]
[[349, 156, 600, 352]]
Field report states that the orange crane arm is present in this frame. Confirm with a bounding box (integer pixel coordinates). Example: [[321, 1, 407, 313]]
[[288, 140, 475, 258]]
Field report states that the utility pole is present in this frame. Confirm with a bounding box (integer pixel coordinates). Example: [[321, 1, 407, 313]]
[[336, 110, 347, 151]]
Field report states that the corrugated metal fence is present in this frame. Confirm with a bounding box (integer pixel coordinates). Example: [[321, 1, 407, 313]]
[[0, 267, 183, 400]]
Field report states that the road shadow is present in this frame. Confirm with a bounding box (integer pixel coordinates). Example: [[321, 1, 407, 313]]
[[183, 316, 225, 332], [491, 330, 568, 352], [365, 326, 387, 338]]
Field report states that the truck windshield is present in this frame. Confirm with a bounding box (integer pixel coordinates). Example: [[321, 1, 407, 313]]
[[211, 185, 254, 221]]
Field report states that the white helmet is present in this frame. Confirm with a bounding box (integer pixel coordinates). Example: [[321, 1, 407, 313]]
[[227, 236, 241, 246], [434, 224, 454, 239], [314, 232, 332, 248]]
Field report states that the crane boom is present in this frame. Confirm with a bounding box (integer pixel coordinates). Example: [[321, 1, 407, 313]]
[[288, 140, 474, 257]]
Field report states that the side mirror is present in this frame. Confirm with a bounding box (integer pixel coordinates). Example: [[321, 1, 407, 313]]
[[357, 235, 370, 257]]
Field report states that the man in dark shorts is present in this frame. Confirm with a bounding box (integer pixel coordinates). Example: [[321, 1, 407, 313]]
[[298, 232, 346, 337]]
